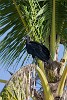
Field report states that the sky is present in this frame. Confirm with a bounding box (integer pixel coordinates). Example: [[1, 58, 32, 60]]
[[0, 44, 64, 92]]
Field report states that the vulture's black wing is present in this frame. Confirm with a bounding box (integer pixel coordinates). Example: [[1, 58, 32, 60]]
[[29, 41, 50, 62]]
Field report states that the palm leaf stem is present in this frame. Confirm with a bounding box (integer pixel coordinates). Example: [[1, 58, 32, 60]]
[[60, 50, 67, 75], [0, 79, 8, 83], [37, 60, 44, 73], [12, 0, 29, 32], [36, 66, 54, 100], [57, 65, 67, 97], [50, 0, 56, 60]]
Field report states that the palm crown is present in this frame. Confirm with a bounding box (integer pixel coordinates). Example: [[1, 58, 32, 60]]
[[0, 0, 67, 69]]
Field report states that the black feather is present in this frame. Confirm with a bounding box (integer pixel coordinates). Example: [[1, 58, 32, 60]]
[[25, 36, 50, 63]]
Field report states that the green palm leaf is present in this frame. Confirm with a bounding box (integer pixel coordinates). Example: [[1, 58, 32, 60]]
[[0, 0, 30, 68], [0, 0, 67, 68], [56, 0, 67, 46]]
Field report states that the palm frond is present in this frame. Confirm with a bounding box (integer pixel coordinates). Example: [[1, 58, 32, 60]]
[[0, 0, 67, 68], [56, 1, 67, 46], [0, 0, 30, 68]]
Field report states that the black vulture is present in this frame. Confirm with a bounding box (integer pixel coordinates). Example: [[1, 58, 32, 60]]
[[25, 36, 50, 63], [24, 36, 61, 81]]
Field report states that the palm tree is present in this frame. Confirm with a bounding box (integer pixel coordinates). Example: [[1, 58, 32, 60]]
[[0, 64, 67, 100], [0, 0, 67, 100], [0, 0, 67, 67]]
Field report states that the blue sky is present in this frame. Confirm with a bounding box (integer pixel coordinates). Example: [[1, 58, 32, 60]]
[[0, 44, 64, 92]]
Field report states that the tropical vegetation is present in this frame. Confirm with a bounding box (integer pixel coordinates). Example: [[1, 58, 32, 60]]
[[0, 0, 67, 100]]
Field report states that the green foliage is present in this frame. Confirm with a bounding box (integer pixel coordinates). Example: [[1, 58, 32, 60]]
[[1, 87, 26, 100], [0, 63, 67, 100], [0, 0, 67, 68], [0, 1, 67, 100], [0, 79, 7, 83]]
